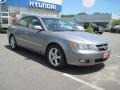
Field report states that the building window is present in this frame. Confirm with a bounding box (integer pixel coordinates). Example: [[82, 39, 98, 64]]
[[2, 13, 8, 16], [1, 5, 8, 12], [2, 18, 8, 24]]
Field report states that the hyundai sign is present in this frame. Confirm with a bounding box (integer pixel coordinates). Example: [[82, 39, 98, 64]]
[[3, 0, 62, 12], [30, 0, 56, 11]]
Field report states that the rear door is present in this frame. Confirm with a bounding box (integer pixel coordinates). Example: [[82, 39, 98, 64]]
[[13, 17, 31, 48]]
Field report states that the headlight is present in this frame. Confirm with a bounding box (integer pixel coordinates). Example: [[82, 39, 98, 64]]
[[71, 42, 97, 50]]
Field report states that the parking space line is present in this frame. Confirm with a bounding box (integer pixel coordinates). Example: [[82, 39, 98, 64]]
[[62, 73, 104, 90], [111, 55, 120, 58]]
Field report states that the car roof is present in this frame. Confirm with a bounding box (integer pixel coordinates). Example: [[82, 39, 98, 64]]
[[22, 15, 59, 19]]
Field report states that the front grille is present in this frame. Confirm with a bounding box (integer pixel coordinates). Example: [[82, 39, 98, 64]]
[[96, 44, 108, 51], [95, 58, 107, 63]]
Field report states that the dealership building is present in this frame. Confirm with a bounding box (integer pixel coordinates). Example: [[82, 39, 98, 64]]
[[62, 13, 112, 29], [74, 13, 112, 29], [0, 0, 62, 28]]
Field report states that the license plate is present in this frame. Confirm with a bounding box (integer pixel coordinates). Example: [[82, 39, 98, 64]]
[[103, 52, 109, 59]]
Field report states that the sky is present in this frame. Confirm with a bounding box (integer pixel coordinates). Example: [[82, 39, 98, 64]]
[[62, 0, 120, 16]]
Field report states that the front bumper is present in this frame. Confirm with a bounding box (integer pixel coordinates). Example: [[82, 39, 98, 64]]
[[65, 49, 111, 66]]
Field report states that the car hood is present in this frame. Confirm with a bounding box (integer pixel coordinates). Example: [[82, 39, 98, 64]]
[[52, 31, 108, 45], [76, 26, 85, 31]]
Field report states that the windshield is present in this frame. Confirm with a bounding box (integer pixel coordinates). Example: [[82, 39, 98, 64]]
[[41, 18, 78, 31], [69, 22, 80, 26]]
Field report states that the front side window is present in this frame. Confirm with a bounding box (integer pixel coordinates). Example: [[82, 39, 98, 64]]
[[30, 17, 42, 26], [41, 18, 78, 31]]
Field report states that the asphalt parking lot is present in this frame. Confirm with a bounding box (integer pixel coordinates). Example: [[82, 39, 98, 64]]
[[0, 32, 120, 90]]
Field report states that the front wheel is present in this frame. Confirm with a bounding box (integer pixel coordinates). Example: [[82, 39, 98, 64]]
[[46, 45, 67, 68], [9, 36, 18, 50]]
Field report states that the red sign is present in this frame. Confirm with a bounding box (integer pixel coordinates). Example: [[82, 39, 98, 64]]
[[103, 52, 109, 59]]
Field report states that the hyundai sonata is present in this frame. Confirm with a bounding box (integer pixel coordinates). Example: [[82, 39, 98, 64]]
[[7, 16, 111, 68]]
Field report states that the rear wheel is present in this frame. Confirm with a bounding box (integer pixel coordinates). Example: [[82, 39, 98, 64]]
[[99, 32, 103, 34], [46, 45, 67, 68], [9, 36, 18, 50]]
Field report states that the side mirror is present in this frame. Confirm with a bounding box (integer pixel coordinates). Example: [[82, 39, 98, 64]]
[[33, 25, 43, 31]]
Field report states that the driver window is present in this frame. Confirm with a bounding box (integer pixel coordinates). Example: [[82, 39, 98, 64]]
[[30, 17, 43, 28]]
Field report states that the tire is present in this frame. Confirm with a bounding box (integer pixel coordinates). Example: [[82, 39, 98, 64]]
[[94, 30, 98, 34], [46, 45, 67, 68], [9, 36, 18, 50], [99, 32, 103, 34], [0, 29, 2, 33]]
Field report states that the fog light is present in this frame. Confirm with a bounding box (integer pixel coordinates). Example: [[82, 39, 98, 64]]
[[80, 60, 86, 63], [79, 59, 89, 63]]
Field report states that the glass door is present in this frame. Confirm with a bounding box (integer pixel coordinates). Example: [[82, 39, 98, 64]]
[[1, 4, 9, 29], [1, 12, 9, 29]]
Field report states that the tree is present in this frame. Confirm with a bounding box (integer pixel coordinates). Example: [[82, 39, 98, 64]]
[[77, 12, 86, 15], [112, 19, 120, 26], [61, 15, 75, 18]]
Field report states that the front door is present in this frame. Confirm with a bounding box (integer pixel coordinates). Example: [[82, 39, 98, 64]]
[[22, 16, 46, 53]]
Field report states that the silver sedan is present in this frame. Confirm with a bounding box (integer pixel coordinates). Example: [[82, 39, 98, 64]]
[[7, 16, 111, 68]]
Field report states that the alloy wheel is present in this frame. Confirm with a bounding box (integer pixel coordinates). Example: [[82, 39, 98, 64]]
[[10, 36, 17, 49], [48, 48, 62, 66]]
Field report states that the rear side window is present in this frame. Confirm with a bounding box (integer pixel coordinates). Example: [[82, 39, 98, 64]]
[[15, 17, 30, 27]]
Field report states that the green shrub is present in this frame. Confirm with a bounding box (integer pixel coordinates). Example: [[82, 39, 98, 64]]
[[84, 23, 89, 29], [86, 27, 94, 33], [104, 29, 111, 32]]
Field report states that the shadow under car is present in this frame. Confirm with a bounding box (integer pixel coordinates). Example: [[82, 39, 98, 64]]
[[5, 45, 105, 75]]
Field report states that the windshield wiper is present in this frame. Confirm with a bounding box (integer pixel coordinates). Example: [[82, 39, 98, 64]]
[[51, 30, 77, 32], [69, 30, 76, 31], [51, 30, 64, 32]]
